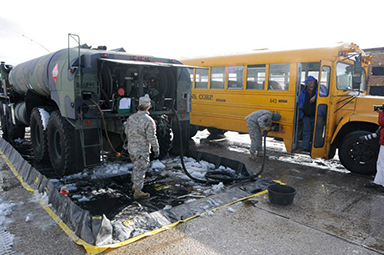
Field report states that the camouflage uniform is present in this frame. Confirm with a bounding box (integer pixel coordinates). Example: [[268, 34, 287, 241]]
[[125, 110, 159, 190], [245, 110, 274, 154]]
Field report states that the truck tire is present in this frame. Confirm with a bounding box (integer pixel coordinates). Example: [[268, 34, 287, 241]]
[[1, 110, 25, 142], [30, 108, 50, 162], [338, 131, 378, 175], [1, 115, 9, 141], [47, 111, 76, 175]]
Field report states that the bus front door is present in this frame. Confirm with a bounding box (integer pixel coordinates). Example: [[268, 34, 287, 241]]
[[311, 61, 331, 158]]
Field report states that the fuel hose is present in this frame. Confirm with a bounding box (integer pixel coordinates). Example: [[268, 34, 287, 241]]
[[170, 107, 268, 185]]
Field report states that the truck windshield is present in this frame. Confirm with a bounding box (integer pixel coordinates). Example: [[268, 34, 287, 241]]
[[336, 62, 367, 92]]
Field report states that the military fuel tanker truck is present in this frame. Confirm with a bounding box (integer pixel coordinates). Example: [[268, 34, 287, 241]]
[[0, 35, 192, 175]]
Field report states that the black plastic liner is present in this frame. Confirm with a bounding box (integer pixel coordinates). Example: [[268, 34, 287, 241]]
[[0, 138, 273, 248]]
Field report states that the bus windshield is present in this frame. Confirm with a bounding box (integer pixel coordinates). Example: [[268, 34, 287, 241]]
[[336, 62, 367, 92]]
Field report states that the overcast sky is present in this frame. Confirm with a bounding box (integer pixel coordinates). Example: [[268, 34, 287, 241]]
[[1, 0, 383, 65]]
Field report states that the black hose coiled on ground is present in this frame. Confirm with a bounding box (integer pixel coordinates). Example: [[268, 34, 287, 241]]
[[170, 107, 267, 185]]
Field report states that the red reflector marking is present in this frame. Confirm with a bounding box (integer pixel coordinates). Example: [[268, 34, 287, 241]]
[[86, 120, 92, 125]]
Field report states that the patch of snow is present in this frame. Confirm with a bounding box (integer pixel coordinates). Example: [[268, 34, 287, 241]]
[[211, 182, 225, 193], [163, 205, 172, 210], [14, 138, 24, 143], [78, 196, 91, 202], [227, 207, 236, 213], [0, 199, 15, 226], [150, 160, 166, 170], [39, 108, 51, 130], [184, 198, 197, 204], [92, 162, 133, 179]]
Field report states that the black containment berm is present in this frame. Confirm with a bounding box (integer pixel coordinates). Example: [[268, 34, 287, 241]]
[[268, 184, 297, 206]]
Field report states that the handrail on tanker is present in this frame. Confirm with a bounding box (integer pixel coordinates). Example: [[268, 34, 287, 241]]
[[68, 33, 81, 75]]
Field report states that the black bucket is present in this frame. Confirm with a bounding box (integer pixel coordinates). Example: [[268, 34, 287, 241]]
[[268, 184, 297, 206]]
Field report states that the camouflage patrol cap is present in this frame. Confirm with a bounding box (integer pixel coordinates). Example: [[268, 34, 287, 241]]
[[139, 94, 151, 107]]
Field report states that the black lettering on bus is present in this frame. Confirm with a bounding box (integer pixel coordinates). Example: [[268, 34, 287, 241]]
[[199, 94, 213, 100], [270, 98, 277, 103]]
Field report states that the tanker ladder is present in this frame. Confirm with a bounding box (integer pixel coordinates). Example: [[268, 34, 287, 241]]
[[78, 103, 105, 168], [69, 33, 105, 169]]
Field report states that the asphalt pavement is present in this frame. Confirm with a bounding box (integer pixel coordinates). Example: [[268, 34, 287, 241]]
[[1, 134, 384, 255]]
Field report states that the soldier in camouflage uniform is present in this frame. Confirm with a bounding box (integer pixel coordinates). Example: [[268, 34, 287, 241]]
[[125, 94, 160, 199], [245, 110, 281, 159]]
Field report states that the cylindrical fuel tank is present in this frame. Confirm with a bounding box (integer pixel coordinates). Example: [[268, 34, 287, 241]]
[[8, 49, 69, 97], [14, 101, 28, 125]]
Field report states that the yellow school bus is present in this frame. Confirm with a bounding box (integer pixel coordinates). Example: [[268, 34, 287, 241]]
[[182, 43, 382, 175]]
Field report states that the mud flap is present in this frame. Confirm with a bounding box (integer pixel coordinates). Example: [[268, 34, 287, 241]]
[[0, 137, 274, 254]]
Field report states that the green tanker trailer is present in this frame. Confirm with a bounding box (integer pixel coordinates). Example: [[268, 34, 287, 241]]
[[0, 37, 192, 175]]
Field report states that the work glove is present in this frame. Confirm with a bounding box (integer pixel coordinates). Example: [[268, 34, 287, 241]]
[[154, 150, 160, 159], [122, 141, 128, 150]]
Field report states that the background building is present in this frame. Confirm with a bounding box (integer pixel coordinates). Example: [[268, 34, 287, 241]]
[[364, 47, 384, 95]]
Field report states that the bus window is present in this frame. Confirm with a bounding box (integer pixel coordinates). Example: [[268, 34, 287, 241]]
[[227, 65, 244, 90], [336, 62, 352, 90], [210, 66, 225, 89], [246, 64, 266, 90], [320, 66, 330, 97], [195, 68, 209, 89], [268, 63, 290, 90]]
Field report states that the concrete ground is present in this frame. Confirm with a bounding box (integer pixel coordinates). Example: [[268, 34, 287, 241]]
[[1, 133, 384, 255]]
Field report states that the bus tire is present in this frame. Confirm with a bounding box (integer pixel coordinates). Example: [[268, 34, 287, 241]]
[[338, 131, 378, 175], [47, 111, 76, 175], [190, 125, 199, 138], [30, 107, 50, 162], [207, 127, 226, 137]]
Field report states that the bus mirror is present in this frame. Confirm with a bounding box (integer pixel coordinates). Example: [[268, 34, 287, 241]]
[[354, 60, 363, 74], [352, 76, 361, 89], [352, 59, 363, 90]]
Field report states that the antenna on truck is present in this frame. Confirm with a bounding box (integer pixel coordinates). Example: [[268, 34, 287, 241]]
[[22, 34, 51, 53]]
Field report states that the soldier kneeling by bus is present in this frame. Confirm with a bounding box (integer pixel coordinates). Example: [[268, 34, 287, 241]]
[[125, 94, 160, 200], [245, 110, 281, 159]]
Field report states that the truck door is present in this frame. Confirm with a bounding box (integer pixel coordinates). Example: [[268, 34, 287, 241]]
[[311, 61, 331, 157]]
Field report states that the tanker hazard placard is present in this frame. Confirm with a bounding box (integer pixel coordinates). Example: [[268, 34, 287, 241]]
[[52, 64, 59, 83]]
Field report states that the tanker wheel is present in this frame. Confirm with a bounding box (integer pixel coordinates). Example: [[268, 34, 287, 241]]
[[338, 131, 378, 175], [30, 107, 50, 162], [47, 111, 76, 175], [1, 115, 9, 141], [1, 111, 25, 142]]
